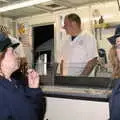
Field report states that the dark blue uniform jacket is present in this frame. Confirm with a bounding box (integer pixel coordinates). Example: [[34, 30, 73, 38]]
[[0, 76, 44, 120], [109, 79, 120, 120]]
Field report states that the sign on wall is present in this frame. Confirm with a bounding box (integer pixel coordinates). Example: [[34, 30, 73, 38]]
[[17, 23, 30, 47]]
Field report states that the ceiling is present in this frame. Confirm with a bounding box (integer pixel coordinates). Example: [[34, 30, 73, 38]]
[[0, 0, 116, 19]]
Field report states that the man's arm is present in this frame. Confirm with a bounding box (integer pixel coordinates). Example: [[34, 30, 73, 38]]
[[81, 57, 98, 76]]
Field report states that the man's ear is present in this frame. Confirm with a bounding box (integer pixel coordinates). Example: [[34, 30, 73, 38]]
[[71, 21, 77, 26]]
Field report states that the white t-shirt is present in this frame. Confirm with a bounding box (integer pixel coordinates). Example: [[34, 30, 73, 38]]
[[61, 32, 98, 76]]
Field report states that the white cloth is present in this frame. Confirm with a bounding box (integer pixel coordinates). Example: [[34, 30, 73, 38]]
[[61, 32, 98, 76], [8, 35, 25, 57]]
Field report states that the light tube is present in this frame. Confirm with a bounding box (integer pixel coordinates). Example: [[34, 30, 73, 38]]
[[0, 0, 51, 12]]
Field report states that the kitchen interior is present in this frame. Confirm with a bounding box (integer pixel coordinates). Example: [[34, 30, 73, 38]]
[[0, 0, 120, 119]]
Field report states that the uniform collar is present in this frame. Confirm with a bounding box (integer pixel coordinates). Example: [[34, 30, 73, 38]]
[[71, 36, 77, 41], [70, 31, 84, 43], [0, 76, 18, 89]]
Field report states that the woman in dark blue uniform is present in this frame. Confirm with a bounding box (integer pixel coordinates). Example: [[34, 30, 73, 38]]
[[108, 25, 120, 120], [0, 32, 45, 120]]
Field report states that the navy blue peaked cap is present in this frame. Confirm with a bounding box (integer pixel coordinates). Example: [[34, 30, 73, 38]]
[[107, 25, 120, 45], [0, 32, 19, 52]]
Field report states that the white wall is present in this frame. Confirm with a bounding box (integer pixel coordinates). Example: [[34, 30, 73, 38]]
[[16, 13, 55, 26]]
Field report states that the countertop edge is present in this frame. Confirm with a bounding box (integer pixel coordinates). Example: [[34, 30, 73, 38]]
[[44, 91, 109, 102]]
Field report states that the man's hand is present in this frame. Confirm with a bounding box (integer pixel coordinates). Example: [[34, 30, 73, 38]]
[[81, 57, 98, 76]]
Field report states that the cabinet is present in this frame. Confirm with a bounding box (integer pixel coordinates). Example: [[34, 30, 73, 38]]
[[44, 97, 109, 120]]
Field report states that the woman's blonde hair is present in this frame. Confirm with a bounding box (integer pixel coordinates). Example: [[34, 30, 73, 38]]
[[109, 45, 120, 78]]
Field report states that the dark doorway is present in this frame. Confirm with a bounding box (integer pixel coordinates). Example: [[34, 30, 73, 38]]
[[33, 24, 54, 67]]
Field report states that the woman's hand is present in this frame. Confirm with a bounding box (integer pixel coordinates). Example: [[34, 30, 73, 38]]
[[27, 69, 40, 88]]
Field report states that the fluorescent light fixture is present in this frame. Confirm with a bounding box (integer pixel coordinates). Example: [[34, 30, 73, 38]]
[[0, 0, 8, 2], [0, 0, 51, 12]]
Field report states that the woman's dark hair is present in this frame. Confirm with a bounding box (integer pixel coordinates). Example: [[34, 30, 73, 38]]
[[12, 57, 28, 86]]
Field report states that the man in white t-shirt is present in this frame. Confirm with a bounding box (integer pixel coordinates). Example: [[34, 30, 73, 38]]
[[60, 13, 98, 76]]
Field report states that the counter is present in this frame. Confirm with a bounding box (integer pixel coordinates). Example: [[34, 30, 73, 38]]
[[41, 76, 115, 102], [42, 76, 112, 120], [42, 85, 111, 102]]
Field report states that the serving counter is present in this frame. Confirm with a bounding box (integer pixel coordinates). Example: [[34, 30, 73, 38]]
[[41, 76, 113, 120], [41, 76, 115, 102], [42, 85, 111, 102]]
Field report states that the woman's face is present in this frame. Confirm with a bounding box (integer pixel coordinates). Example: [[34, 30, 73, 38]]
[[1, 47, 20, 73], [116, 37, 120, 61]]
